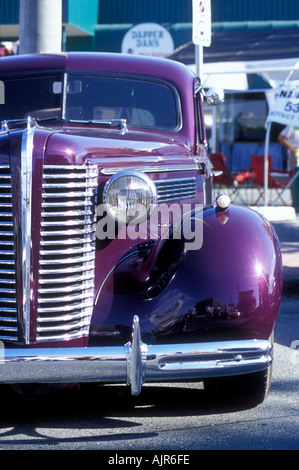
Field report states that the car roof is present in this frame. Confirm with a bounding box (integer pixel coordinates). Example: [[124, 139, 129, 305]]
[[0, 51, 195, 88]]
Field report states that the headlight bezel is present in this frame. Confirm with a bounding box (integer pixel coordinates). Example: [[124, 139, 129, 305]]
[[102, 170, 157, 225]]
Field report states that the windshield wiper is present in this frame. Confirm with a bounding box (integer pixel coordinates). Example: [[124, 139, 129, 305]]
[[69, 118, 128, 133]]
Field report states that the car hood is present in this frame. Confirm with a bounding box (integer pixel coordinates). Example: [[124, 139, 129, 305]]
[[42, 125, 196, 169]]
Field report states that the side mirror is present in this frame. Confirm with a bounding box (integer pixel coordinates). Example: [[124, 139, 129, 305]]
[[205, 88, 224, 106]]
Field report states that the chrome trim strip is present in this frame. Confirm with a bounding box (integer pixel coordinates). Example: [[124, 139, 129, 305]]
[[38, 300, 93, 314], [37, 310, 91, 323], [41, 209, 93, 217], [39, 246, 94, 256], [39, 263, 95, 275], [43, 165, 93, 170], [43, 182, 92, 189], [21, 117, 35, 344], [42, 200, 94, 207], [38, 273, 94, 285], [101, 163, 197, 176], [39, 280, 94, 294], [40, 228, 95, 236], [40, 237, 94, 246], [40, 218, 94, 227], [39, 253, 95, 265], [42, 173, 92, 179]]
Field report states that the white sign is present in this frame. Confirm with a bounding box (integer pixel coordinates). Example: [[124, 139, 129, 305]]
[[121, 23, 174, 58], [267, 85, 299, 126], [192, 0, 211, 47]]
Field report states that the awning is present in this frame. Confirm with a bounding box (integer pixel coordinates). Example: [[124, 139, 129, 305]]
[[169, 27, 299, 64], [168, 27, 299, 89]]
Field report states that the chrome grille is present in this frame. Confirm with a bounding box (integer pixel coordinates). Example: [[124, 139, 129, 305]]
[[37, 165, 98, 341], [155, 177, 196, 203], [0, 164, 18, 341]]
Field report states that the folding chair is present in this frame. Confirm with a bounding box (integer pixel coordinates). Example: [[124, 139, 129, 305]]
[[210, 152, 248, 202], [250, 154, 293, 205], [210, 152, 235, 187]]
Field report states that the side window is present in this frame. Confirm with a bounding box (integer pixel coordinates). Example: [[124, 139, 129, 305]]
[[0, 75, 62, 122]]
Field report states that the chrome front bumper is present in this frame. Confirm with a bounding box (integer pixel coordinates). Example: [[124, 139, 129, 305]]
[[0, 317, 273, 395]]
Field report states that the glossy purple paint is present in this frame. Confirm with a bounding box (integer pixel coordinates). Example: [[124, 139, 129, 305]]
[[0, 52, 282, 352], [89, 205, 282, 344]]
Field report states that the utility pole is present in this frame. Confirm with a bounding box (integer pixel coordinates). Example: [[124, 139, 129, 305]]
[[19, 0, 62, 54]]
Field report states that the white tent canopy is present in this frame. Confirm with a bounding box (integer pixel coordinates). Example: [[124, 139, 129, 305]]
[[188, 57, 299, 90], [168, 28, 299, 90]]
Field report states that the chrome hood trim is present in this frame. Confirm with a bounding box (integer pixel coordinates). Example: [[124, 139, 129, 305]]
[[101, 163, 197, 176], [21, 117, 35, 344]]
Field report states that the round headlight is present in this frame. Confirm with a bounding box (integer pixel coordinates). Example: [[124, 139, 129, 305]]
[[103, 170, 157, 224]]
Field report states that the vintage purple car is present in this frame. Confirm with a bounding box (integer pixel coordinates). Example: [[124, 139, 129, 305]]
[[0, 52, 282, 406]]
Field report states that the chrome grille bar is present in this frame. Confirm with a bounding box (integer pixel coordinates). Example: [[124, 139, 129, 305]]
[[0, 164, 18, 341], [37, 165, 98, 342], [155, 177, 196, 203]]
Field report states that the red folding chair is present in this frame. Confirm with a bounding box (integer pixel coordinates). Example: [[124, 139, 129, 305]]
[[210, 152, 235, 186], [210, 152, 252, 202], [250, 154, 293, 205]]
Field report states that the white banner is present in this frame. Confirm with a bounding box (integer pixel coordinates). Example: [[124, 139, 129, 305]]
[[267, 85, 299, 126], [192, 0, 211, 47]]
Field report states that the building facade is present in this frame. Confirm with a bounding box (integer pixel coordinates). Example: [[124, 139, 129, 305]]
[[1, 0, 299, 55]]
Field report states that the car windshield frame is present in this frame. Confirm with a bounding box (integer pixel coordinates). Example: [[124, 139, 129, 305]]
[[62, 72, 182, 132]]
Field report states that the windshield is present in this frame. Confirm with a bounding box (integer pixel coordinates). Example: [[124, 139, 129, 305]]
[[0, 73, 180, 131], [64, 74, 180, 130]]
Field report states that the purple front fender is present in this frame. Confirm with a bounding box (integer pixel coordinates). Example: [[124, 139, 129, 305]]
[[89, 205, 283, 345]]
